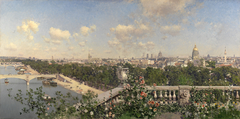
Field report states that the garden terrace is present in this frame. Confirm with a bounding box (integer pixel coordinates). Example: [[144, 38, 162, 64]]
[[96, 85, 240, 107]]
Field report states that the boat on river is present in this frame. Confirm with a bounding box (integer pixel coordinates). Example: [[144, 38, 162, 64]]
[[4, 78, 9, 83], [42, 80, 50, 85], [42, 94, 51, 100], [42, 79, 57, 86], [50, 81, 57, 86]]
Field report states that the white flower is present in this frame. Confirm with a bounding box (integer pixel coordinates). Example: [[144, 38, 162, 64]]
[[90, 111, 94, 115], [106, 114, 108, 117], [105, 107, 108, 111], [112, 114, 115, 118], [144, 104, 147, 107], [84, 109, 88, 113]]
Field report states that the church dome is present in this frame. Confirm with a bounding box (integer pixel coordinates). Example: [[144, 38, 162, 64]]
[[192, 44, 199, 60], [193, 45, 198, 51]]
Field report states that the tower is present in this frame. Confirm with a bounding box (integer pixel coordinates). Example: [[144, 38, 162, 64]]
[[224, 47, 227, 63], [88, 52, 91, 59], [158, 51, 162, 58]]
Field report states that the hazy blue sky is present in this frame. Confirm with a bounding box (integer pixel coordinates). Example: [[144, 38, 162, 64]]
[[1, 0, 240, 59]]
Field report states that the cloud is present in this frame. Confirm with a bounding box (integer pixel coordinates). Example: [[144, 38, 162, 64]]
[[182, 19, 189, 24], [140, 0, 199, 18], [110, 21, 152, 42], [138, 41, 155, 51], [42, 27, 71, 45], [68, 46, 74, 50], [162, 36, 167, 40], [42, 36, 50, 43], [5, 43, 17, 51], [108, 21, 153, 55], [108, 38, 121, 50], [80, 25, 96, 37], [32, 43, 42, 51], [73, 33, 80, 41], [51, 47, 57, 51], [61, 52, 67, 55], [49, 27, 71, 41], [160, 25, 182, 36], [52, 40, 62, 45], [81, 49, 85, 52], [17, 20, 40, 41], [79, 41, 86, 46], [18, 52, 23, 56], [104, 50, 112, 53], [27, 20, 40, 33], [195, 21, 207, 28], [0, 30, 1, 47]]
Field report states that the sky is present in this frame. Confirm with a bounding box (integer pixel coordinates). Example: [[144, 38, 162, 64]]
[[1, 0, 240, 59]]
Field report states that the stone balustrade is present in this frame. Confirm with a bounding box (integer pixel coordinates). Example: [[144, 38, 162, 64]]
[[96, 85, 240, 108]]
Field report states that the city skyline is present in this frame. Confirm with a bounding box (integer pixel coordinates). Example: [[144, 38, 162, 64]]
[[1, 0, 240, 59]]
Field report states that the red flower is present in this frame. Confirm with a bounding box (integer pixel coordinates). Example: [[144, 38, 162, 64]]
[[141, 91, 145, 96], [202, 105, 205, 107], [151, 101, 155, 105], [140, 80, 145, 85], [144, 93, 147, 97], [148, 101, 151, 105], [155, 102, 159, 107], [153, 83, 156, 87], [140, 96, 143, 100]]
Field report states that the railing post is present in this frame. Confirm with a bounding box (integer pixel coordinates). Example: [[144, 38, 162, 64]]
[[159, 90, 163, 104], [164, 91, 168, 105], [236, 90, 239, 102], [169, 90, 172, 104], [173, 90, 176, 103], [178, 85, 190, 106], [154, 91, 157, 101]]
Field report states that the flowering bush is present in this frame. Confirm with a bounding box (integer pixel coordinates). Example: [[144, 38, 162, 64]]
[[115, 75, 162, 119], [8, 76, 240, 119]]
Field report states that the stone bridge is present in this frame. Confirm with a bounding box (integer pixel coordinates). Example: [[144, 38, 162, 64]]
[[0, 74, 57, 85], [0, 62, 24, 68]]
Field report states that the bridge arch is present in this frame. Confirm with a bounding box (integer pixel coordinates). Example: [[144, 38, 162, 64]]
[[0, 74, 57, 85]]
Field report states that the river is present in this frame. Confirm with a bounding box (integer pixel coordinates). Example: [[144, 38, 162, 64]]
[[0, 66, 82, 119]]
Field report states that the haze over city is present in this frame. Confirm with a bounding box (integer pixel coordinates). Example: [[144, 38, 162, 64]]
[[1, 0, 240, 59]]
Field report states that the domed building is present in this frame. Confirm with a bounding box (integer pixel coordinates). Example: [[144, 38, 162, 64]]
[[192, 45, 199, 60]]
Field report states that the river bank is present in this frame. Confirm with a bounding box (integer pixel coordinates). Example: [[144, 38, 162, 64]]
[[26, 65, 104, 95], [26, 65, 40, 75], [53, 75, 104, 95]]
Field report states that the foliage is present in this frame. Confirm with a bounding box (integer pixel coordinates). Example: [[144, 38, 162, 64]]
[[206, 61, 216, 68]]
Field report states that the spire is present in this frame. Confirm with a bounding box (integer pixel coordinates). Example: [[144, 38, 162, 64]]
[[224, 47, 227, 63], [224, 47, 226, 54]]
